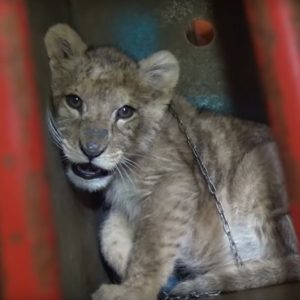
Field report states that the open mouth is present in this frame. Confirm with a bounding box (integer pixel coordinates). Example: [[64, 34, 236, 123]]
[[71, 163, 112, 180]]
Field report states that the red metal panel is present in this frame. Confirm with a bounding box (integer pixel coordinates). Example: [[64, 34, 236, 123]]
[[0, 0, 62, 299], [244, 0, 300, 243]]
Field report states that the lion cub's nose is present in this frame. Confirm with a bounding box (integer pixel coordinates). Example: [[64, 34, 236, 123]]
[[79, 128, 108, 160], [80, 141, 103, 159]]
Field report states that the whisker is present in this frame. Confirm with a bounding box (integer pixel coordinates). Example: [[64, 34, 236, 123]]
[[123, 151, 172, 164], [122, 157, 141, 171], [46, 107, 64, 149], [119, 162, 136, 188], [121, 160, 137, 176], [60, 154, 69, 162], [116, 165, 126, 188]]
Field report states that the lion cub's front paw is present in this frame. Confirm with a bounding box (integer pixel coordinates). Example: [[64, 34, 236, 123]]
[[92, 284, 155, 300]]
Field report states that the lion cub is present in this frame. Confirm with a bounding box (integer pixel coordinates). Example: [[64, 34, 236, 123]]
[[45, 24, 300, 300]]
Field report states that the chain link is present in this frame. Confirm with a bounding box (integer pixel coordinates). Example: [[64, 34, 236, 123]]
[[160, 290, 221, 300], [162, 105, 244, 300], [169, 105, 244, 267]]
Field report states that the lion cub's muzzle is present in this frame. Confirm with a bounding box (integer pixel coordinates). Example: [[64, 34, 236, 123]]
[[74, 126, 111, 180]]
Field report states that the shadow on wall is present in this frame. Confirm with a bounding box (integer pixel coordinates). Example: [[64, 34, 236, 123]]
[[212, 0, 266, 123]]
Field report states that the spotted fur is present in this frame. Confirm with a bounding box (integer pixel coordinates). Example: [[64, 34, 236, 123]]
[[45, 24, 300, 300]]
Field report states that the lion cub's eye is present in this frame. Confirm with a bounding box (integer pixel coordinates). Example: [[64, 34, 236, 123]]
[[66, 94, 83, 110], [117, 105, 135, 119]]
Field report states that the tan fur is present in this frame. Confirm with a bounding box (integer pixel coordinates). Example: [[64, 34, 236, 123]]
[[45, 24, 300, 300]]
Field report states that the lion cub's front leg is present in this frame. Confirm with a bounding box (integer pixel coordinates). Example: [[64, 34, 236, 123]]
[[101, 210, 134, 279], [93, 175, 197, 300]]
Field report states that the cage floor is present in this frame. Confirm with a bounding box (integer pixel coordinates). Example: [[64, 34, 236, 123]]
[[213, 282, 300, 300]]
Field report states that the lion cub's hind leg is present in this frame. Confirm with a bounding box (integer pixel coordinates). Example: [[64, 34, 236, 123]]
[[169, 255, 300, 296]]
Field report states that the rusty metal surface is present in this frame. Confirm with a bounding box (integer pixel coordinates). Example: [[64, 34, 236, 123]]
[[0, 0, 62, 299], [244, 0, 300, 242]]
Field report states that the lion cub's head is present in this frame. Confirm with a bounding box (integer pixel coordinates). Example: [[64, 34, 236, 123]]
[[44, 24, 179, 192]]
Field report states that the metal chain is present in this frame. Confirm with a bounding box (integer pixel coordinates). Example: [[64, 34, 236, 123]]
[[169, 105, 244, 268], [160, 290, 221, 300], [161, 105, 244, 300]]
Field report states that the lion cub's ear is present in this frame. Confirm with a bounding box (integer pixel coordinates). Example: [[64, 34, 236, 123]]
[[139, 51, 180, 91], [44, 24, 87, 61]]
